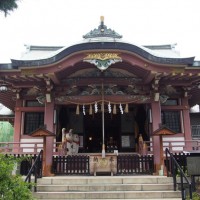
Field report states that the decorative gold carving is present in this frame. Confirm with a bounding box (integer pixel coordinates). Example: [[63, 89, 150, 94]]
[[21, 69, 36, 75], [83, 53, 122, 71], [99, 158, 108, 167], [171, 68, 185, 73], [84, 53, 121, 61]]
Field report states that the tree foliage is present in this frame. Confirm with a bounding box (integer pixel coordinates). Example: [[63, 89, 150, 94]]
[[0, 154, 35, 200], [0, 0, 19, 16]]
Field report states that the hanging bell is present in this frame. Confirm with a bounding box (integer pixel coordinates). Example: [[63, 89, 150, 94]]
[[125, 103, 129, 113], [76, 104, 80, 115], [89, 104, 93, 115], [113, 104, 117, 114]]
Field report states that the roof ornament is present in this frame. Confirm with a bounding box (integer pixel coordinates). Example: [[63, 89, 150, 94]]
[[83, 16, 122, 39], [83, 53, 122, 71]]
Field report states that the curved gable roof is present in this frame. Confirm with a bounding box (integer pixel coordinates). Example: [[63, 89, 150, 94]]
[[11, 41, 194, 68]]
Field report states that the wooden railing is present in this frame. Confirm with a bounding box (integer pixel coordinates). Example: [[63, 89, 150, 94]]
[[191, 125, 200, 138], [117, 154, 154, 175], [165, 148, 193, 200], [4, 149, 200, 179], [52, 155, 90, 175], [25, 150, 43, 192], [145, 140, 200, 154], [1, 140, 200, 155], [3, 153, 41, 176], [0, 142, 63, 155], [0, 142, 43, 154]]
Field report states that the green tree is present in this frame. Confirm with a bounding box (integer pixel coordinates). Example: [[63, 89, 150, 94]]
[[187, 192, 200, 200], [0, 154, 35, 200], [0, 0, 19, 16]]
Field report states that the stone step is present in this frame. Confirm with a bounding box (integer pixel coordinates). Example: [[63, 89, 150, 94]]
[[34, 176, 181, 199], [34, 190, 181, 199], [37, 183, 174, 192], [37, 176, 174, 185], [37, 199, 182, 200]]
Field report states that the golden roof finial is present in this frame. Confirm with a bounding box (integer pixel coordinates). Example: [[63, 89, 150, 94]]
[[83, 16, 122, 39], [100, 16, 104, 23]]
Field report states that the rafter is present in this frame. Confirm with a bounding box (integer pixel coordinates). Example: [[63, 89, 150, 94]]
[[47, 73, 60, 84], [143, 71, 157, 84]]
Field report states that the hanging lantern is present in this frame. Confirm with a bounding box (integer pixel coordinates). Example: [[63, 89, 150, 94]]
[[0, 84, 8, 92], [0, 77, 8, 92], [113, 104, 117, 114], [76, 104, 80, 115], [89, 104, 93, 115], [125, 103, 129, 113]]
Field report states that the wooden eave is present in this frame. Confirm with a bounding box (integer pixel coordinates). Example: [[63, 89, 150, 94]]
[[0, 91, 15, 111], [29, 127, 55, 137], [121, 50, 190, 69], [159, 71, 200, 86], [153, 126, 177, 136], [1, 43, 199, 110], [2, 50, 194, 87]]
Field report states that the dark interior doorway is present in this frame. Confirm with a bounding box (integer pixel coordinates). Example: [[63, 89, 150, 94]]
[[57, 104, 149, 153], [84, 112, 120, 153]]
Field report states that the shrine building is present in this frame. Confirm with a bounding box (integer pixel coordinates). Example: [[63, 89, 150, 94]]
[[1, 17, 200, 172]]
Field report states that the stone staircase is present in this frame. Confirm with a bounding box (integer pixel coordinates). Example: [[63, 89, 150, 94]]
[[33, 176, 182, 200]]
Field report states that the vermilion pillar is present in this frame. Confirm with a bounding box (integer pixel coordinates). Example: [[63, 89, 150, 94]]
[[44, 100, 55, 176], [13, 99, 23, 153], [182, 97, 192, 150], [151, 101, 162, 173]]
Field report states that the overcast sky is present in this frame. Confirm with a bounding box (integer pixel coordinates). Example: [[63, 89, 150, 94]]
[[0, 0, 200, 62]]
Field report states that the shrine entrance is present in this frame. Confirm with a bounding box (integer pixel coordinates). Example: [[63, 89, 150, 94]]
[[57, 104, 149, 153], [84, 112, 120, 153]]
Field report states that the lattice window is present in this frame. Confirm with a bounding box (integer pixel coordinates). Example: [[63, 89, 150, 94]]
[[161, 111, 181, 133], [162, 99, 179, 106], [26, 100, 44, 107], [24, 112, 44, 134]]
